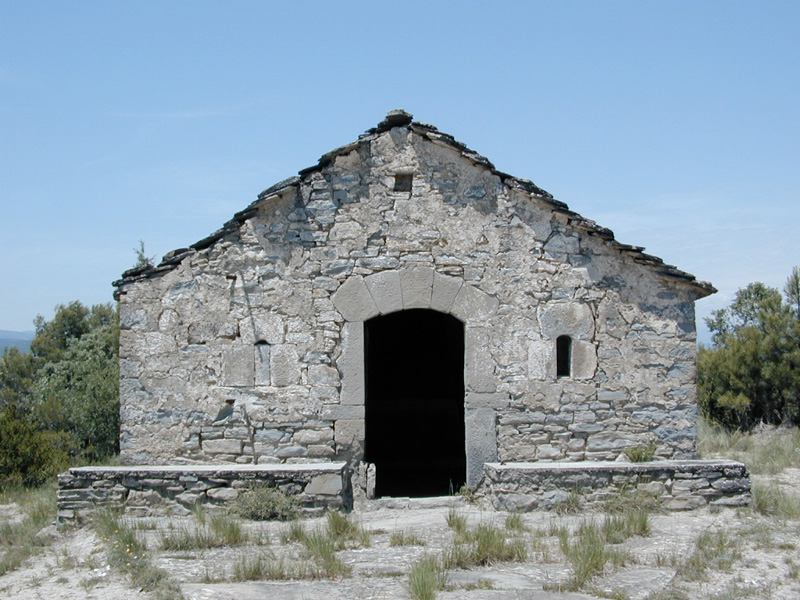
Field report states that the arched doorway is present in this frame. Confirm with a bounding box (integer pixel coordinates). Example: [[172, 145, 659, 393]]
[[364, 309, 465, 497]]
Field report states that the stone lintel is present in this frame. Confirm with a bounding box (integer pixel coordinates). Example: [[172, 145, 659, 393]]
[[466, 392, 509, 409]]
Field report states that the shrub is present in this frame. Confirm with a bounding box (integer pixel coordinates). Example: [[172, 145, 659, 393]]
[[234, 485, 299, 521], [0, 405, 68, 489], [624, 440, 657, 462]]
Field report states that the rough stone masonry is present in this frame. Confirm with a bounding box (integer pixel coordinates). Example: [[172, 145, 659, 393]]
[[112, 109, 726, 500]]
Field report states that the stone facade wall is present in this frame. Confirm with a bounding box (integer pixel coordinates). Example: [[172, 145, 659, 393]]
[[485, 460, 751, 512], [57, 463, 348, 520], [115, 115, 710, 490]]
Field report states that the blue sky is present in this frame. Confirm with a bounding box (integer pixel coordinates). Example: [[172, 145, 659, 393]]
[[1, 1, 798, 343]]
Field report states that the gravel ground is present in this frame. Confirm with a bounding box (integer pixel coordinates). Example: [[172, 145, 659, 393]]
[[2, 486, 800, 600]]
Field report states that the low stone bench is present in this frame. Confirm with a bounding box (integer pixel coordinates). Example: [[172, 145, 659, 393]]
[[484, 459, 750, 512], [57, 462, 349, 521]]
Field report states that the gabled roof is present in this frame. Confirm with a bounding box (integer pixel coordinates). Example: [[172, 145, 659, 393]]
[[114, 110, 715, 298]]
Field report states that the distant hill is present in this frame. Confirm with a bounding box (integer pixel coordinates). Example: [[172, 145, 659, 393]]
[[0, 330, 35, 354]]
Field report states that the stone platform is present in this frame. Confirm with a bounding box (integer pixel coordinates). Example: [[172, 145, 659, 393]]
[[56, 462, 349, 521], [484, 459, 750, 512]]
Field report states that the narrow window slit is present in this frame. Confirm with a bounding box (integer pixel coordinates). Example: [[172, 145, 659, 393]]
[[556, 335, 572, 378]]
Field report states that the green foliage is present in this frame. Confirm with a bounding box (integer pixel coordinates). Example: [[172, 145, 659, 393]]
[[0, 301, 119, 478], [0, 347, 37, 406], [31, 301, 115, 363], [699, 269, 800, 430], [407, 554, 447, 600], [0, 405, 69, 488], [624, 440, 658, 462], [133, 240, 156, 269], [33, 322, 120, 460]]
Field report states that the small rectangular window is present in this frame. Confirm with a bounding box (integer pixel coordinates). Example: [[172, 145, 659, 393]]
[[394, 173, 413, 192]]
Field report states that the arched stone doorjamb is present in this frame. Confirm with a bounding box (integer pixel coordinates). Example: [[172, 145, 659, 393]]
[[331, 266, 504, 487]]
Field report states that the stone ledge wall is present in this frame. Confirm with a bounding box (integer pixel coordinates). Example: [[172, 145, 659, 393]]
[[57, 463, 349, 521], [485, 459, 750, 512]]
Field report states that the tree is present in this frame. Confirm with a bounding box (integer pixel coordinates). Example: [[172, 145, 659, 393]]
[[34, 320, 119, 459], [698, 268, 800, 430], [0, 300, 120, 470], [785, 266, 800, 317], [0, 346, 37, 407], [30, 301, 115, 363]]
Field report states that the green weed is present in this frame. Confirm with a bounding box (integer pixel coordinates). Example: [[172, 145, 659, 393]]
[[445, 507, 467, 535], [407, 554, 447, 600]]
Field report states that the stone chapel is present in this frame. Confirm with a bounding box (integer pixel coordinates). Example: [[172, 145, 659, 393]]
[[113, 110, 715, 498]]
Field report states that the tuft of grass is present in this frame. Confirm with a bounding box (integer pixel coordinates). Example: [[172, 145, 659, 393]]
[[504, 513, 529, 532], [390, 530, 426, 547], [549, 517, 636, 591], [231, 551, 313, 581], [604, 486, 663, 514], [407, 554, 448, 600], [603, 508, 651, 543], [160, 524, 211, 551], [624, 440, 658, 462], [469, 522, 528, 565], [325, 510, 370, 547], [677, 529, 741, 582], [302, 529, 351, 577], [234, 485, 299, 521], [281, 521, 307, 544], [751, 483, 800, 519], [554, 490, 583, 514], [445, 506, 467, 535], [560, 520, 610, 589], [441, 521, 527, 569], [209, 513, 247, 545], [159, 513, 248, 551]]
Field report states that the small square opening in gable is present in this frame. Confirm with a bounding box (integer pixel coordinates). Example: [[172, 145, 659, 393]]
[[394, 173, 413, 192]]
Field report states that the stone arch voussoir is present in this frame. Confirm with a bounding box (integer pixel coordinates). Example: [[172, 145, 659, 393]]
[[331, 267, 499, 323]]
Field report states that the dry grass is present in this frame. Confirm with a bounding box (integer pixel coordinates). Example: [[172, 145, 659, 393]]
[[0, 482, 57, 576], [698, 420, 800, 474], [676, 529, 741, 582], [751, 483, 800, 520], [390, 530, 426, 546], [94, 508, 184, 599]]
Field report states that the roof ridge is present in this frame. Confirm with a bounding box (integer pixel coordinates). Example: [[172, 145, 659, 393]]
[[114, 110, 715, 298]]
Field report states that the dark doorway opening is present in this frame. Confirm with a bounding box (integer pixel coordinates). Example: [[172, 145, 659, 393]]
[[365, 309, 465, 497]]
